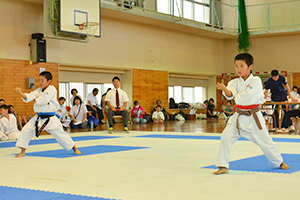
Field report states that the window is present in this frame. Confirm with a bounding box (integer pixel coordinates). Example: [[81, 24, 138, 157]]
[[103, 83, 114, 94], [86, 83, 102, 105], [59, 82, 114, 106], [59, 82, 69, 103], [169, 85, 206, 105], [156, 0, 210, 23]]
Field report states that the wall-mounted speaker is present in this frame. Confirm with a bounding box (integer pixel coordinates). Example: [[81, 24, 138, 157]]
[[30, 38, 46, 62]]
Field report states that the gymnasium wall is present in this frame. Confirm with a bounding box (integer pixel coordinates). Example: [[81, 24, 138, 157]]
[[223, 34, 300, 86], [0, 59, 59, 117], [0, 0, 225, 76]]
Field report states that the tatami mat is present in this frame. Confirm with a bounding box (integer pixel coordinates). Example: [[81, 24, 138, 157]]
[[1, 131, 300, 200]]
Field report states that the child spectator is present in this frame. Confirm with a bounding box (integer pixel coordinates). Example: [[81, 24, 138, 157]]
[[206, 98, 218, 118], [8, 105, 28, 130], [56, 97, 67, 121], [153, 100, 170, 120], [131, 100, 147, 124], [70, 96, 88, 129], [152, 105, 164, 124], [14, 71, 81, 157], [0, 104, 21, 141], [223, 101, 234, 117]]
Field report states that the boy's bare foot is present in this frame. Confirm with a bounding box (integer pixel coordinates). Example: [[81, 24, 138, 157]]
[[280, 162, 289, 170], [73, 146, 81, 155], [15, 148, 26, 158], [214, 167, 229, 175]]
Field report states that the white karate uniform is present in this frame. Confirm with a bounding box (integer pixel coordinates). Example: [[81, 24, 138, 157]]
[[216, 74, 283, 169], [16, 85, 75, 151], [152, 111, 165, 121], [55, 104, 66, 121], [0, 114, 21, 141]]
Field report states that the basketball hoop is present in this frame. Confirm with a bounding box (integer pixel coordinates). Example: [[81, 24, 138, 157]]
[[79, 22, 99, 39]]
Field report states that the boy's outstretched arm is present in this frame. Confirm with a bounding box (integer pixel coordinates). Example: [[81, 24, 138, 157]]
[[15, 87, 27, 100], [216, 83, 233, 97]]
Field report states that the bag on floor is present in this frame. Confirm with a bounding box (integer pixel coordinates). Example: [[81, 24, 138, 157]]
[[88, 115, 99, 128], [143, 113, 152, 122]]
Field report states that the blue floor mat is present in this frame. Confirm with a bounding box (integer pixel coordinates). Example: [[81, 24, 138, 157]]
[[135, 134, 300, 143], [0, 135, 120, 149], [0, 185, 118, 200], [24, 145, 149, 158], [203, 154, 300, 174]]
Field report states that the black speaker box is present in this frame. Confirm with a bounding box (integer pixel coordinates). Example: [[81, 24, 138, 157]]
[[30, 38, 46, 62]]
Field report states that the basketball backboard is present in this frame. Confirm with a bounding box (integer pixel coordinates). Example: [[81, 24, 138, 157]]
[[44, 0, 101, 42]]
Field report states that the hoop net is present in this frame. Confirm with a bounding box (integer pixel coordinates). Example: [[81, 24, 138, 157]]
[[80, 22, 99, 38]]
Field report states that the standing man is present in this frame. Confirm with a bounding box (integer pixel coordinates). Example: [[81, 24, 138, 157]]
[[85, 88, 104, 124], [264, 70, 295, 132], [105, 76, 129, 133]]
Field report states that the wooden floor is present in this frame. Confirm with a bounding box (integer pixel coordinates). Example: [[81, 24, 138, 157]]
[[68, 119, 228, 134], [67, 118, 299, 135]]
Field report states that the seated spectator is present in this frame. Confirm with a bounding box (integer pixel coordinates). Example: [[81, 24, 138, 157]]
[[85, 88, 104, 124], [153, 100, 170, 120], [169, 98, 178, 109], [0, 104, 21, 141], [131, 100, 147, 124], [0, 99, 5, 106], [105, 76, 130, 133], [8, 105, 28, 130], [206, 98, 218, 118], [56, 97, 67, 121], [70, 88, 82, 107], [278, 88, 300, 133], [261, 81, 272, 116], [291, 86, 298, 99], [101, 88, 112, 112], [152, 105, 164, 124], [70, 96, 88, 129], [223, 101, 234, 117]]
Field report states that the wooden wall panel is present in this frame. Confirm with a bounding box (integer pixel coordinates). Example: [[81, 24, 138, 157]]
[[292, 73, 300, 88], [132, 69, 169, 113], [0, 59, 59, 118]]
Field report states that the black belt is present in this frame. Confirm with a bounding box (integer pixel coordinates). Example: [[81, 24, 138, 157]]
[[35, 115, 54, 137]]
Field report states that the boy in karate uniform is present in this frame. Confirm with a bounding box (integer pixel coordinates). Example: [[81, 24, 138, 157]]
[[214, 53, 288, 175], [0, 104, 21, 141], [14, 71, 81, 157]]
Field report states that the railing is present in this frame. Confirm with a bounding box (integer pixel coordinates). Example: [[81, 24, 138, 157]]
[[247, 0, 300, 31], [103, 0, 300, 35]]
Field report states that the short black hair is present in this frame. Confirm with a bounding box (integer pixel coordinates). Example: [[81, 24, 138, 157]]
[[156, 105, 162, 109], [234, 53, 253, 67], [8, 105, 14, 113], [112, 76, 120, 82], [92, 88, 99, 93], [209, 98, 214, 102], [71, 88, 78, 95], [0, 99, 5, 102], [59, 97, 66, 101], [271, 70, 279, 77], [293, 86, 298, 90], [156, 100, 161, 104], [73, 96, 83, 106], [134, 100, 139, 105], [39, 71, 52, 81], [0, 104, 9, 110], [298, 88, 300, 95]]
